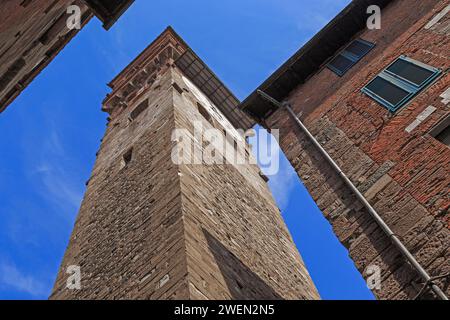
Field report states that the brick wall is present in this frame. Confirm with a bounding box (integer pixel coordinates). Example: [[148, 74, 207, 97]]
[[0, 0, 92, 113], [267, 0, 449, 299], [171, 67, 318, 299]]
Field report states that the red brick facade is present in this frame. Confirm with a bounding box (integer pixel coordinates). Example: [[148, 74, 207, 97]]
[[266, 0, 449, 299], [0, 0, 92, 113]]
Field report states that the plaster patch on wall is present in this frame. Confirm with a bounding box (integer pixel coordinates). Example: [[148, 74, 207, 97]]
[[159, 274, 170, 288], [405, 106, 437, 133], [424, 5, 450, 29], [440, 87, 450, 105]]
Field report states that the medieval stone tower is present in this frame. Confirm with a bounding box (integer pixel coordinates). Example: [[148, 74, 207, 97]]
[[50, 27, 319, 300]]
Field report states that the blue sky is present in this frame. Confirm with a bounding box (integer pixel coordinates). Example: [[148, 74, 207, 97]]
[[0, 0, 374, 299]]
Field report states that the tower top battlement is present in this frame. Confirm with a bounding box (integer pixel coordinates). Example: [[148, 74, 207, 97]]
[[103, 27, 254, 129]]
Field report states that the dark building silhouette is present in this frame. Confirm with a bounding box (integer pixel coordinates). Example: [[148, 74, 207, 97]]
[[0, 0, 134, 113], [50, 27, 319, 300]]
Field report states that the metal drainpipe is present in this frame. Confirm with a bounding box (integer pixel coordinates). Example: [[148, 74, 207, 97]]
[[256, 90, 448, 300]]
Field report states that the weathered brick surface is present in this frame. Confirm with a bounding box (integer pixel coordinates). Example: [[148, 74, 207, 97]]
[[0, 0, 93, 113], [51, 65, 188, 299], [267, 0, 449, 299], [50, 29, 319, 300]]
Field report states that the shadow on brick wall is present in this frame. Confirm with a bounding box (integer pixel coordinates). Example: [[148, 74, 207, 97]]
[[203, 229, 283, 300]]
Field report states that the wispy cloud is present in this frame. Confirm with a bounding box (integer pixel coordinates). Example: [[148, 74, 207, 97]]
[[0, 261, 47, 298], [250, 127, 297, 210], [268, 156, 297, 210], [92, 19, 135, 76], [274, 0, 351, 30], [36, 161, 84, 212], [32, 127, 83, 214], [22, 113, 84, 218]]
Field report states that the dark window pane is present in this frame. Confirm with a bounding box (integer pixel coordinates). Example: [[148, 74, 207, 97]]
[[346, 40, 373, 58], [328, 54, 354, 74], [366, 77, 410, 107], [386, 59, 435, 87], [435, 125, 450, 147]]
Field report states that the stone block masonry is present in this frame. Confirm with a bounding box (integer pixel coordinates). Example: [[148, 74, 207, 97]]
[[50, 28, 319, 300]]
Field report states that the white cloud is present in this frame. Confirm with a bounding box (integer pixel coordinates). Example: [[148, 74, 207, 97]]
[[37, 163, 84, 212], [249, 127, 297, 210], [0, 261, 47, 298], [268, 156, 297, 210], [22, 117, 84, 218], [33, 128, 83, 213]]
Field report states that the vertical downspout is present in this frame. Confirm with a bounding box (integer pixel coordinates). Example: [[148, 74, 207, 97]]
[[256, 90, 448, 300]]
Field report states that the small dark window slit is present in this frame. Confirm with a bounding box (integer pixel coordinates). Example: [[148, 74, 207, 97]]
[[129, 99, 149, 122], [172, 82, 184, 94], [197, 102, 213, 125], [121, 148, 133, 168]]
